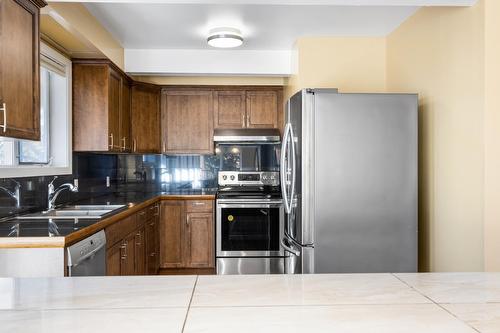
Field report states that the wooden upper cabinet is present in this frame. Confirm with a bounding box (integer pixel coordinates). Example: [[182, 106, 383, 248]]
[[108, 69, 121, 151], [0, 0, 46, 140], [131, 83, 160, 153], [73, 61, 130, 152], [161, 89, 213, 154], [246, 90, 279, 129], [213, 89, 282, 131], [213, 90, 246, 129], [120, 79, 131, 152]]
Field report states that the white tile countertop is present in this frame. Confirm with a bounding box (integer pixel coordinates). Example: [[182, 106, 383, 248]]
[[1, 273, 499, 333]]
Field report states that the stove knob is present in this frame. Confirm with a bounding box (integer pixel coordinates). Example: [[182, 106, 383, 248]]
[[230, 175, 235, 180], [222, 175, 227, 180]]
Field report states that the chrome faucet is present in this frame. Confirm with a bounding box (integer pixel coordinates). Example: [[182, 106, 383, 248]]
[[47, 176, 78, 211], [0, 180, 21, 208]]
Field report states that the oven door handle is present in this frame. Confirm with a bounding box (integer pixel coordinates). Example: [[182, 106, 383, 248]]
[[218, 203, 283, 209]]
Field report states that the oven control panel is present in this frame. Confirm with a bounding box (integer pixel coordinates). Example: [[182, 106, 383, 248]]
[[218, 171, 279, 186]]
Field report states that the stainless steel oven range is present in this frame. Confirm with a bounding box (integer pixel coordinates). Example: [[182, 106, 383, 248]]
[[216, 171, 284, 274]]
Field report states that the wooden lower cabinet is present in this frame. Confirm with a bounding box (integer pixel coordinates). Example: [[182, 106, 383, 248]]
[[145, 203, 160, 275], [105, 204, 160, 276], [185, 212, 214, 268], [106, 241, 122, 276], [159, 200, 184, 268], [160, 199, 214, 269]]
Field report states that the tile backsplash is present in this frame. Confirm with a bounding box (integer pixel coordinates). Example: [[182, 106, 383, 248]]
[[0, 153, 220, 219]]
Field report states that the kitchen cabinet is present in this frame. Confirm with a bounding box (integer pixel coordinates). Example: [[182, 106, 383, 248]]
[[213, 90, 246, 129], [144, 204, 160, 275], [73, 60, 131, 152], [131, 83, 161, 153], [105, 204, 159, 276], [161, 89, 213, 154], [159, 199, 214, 269], [159, 200, 184, 268], [213, 89, 282, 130], [0, 0, 46, 140], [185, 212, 214, 268], [245, 90, 279, 129], [120, 79, 132, 151], [106, 241, 122, 276], [134, 227, 146, 275]]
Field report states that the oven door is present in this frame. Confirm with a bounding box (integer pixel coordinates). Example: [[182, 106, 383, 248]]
[[216, 199, 284, 257]]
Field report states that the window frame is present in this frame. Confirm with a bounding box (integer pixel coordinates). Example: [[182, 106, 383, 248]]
[[0, 42, 72, 178]]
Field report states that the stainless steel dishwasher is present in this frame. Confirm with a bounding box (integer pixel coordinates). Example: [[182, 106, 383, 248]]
[[66, 230, 106, 276]]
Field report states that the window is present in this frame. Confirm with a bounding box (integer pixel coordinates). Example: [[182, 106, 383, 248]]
[[0, 42, 72, 177]]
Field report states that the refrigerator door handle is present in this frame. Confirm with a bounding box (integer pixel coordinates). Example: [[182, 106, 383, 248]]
[[281, 123, 292, 214], [281, 237, 300, 257], [289, 124, 297, 214]]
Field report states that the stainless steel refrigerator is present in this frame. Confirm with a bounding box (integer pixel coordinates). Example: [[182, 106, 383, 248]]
[[281, 89, 418, 274]]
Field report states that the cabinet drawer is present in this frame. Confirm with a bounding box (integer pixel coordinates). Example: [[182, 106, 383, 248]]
[[105, 214, 137, 247], [185, 200, 213, 213]]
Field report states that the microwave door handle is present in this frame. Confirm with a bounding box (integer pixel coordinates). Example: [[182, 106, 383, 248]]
[[281, 123, 292, 214]]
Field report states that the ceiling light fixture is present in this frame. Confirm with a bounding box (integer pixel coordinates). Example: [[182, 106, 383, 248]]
[[207, 27, 243, 48]]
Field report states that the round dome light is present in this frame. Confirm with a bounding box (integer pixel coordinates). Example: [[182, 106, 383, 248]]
[[207, 27, 243, 48]]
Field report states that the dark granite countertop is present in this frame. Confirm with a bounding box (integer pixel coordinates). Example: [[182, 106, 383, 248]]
[[0, 188, 217, 241]]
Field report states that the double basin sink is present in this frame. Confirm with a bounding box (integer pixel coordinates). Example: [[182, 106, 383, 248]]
[[17, 205, 127, 220]]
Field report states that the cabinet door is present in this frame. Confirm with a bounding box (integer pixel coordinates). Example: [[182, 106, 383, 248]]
[[121, 234, 136, 275], [0, 0, 43, 140], [245, 91, 279, 129], [108, 69, 121, 151], [120, 79, 131, 152], [106, 241, 123, 276], [185, 212, 214, 268], [134, 227, 146, 275], [162, 90, 213, 154], [73, 63, 111, 151], [145, 218, 156, 274], [159, 200, 185, 268], [213, 91, 246, 129], [131, 84, 160, 153]]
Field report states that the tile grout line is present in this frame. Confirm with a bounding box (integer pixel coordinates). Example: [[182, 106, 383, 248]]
[[391, 273, 481, 333], [181, 275, 198, 333]]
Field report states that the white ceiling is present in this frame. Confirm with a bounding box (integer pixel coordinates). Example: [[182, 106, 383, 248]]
[[63, 0, 476, 75], [85, 3, 420, 50]]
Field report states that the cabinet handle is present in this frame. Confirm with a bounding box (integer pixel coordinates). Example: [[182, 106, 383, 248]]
[[192, 202, 205, 206], [246, 114, 250, 127], [121, 255, 127, 260], [133, 138, 137, 152], [109, 133, 114, 149], [150, 253, 156, 257], [120, 244, 127, 249], [162, 141, 166, 154], [241, 113, 245, 127], [0, 103, 6, 133], [121, 137, 127, 151]]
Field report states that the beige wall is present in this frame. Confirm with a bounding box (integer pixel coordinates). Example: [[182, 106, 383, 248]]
[[44, 3, 124, 69], [386, 3, 485, 271], [484, 0, 500, 271], [285, 37, 386, 99]]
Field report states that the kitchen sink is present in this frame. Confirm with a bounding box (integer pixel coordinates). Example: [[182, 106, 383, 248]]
[[17, 204, 127, 220]]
